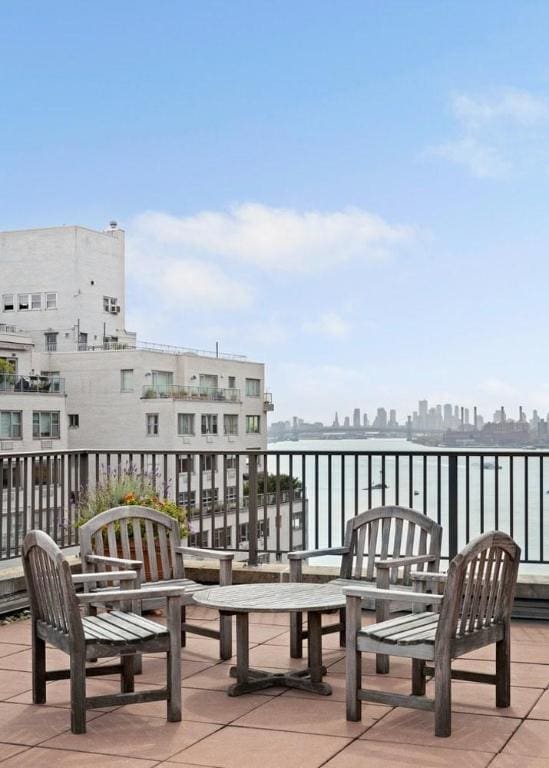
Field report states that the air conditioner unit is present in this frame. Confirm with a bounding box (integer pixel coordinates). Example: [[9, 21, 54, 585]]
[[115, 306, 121, 314], [109, 306, 117, 314]]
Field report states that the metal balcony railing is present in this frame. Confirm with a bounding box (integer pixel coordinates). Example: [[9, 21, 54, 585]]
[[0, 374, 65, 394], [76, 340, 246, 361], [263, 392, 274, 411], [141, 384, 241, 402]]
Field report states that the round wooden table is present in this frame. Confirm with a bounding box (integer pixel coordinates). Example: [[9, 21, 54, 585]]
[[193, 582, 346, 696]]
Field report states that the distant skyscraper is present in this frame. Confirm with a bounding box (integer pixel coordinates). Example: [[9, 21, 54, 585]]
[[443, 403, 453, 428], [353, 408, 361, 428], [343, 416, 350, 427], [363, 413, 369, 427], [388, 409, 397, 427], [333, 412, 340, 428], [418, 399, 428, 429], [373, 407, 387, 429]]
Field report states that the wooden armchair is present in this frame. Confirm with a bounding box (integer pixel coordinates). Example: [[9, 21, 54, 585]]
[[345, 530, 520, 736], [288, 505, 442, 672], [79, 506, 234, 659], [22, 530, 182, 734]]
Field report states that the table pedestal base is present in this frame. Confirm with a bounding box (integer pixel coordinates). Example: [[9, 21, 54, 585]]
[[228, 665, 331, 696]]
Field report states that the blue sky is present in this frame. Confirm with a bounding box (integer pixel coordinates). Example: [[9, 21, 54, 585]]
[[2, 1, 549, 423]]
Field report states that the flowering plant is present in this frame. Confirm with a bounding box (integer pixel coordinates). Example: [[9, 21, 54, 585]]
[[75, 465, 189, 537]]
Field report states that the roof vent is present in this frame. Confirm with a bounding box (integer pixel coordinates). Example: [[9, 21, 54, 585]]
[[109, 220, 118, 229]]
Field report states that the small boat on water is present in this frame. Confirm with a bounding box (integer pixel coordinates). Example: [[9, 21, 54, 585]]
[[483, 462, 502, 470], [363, 482, 389, 490]]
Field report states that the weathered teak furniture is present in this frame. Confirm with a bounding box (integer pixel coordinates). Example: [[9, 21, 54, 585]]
[[22, 530, 182, 734], [79, 506, 234, 659], [194, 582, 346, 696], [288, 505, 443, 672], [345, 530, 520, 737]]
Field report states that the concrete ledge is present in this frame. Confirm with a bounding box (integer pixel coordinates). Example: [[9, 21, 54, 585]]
[[2, 558, 549, 617]]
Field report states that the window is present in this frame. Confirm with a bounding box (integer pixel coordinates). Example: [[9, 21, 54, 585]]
[[18, 294, 29, 310], [0, 411, 22, 439], [146, 413, 159, 436], [78, 332, 88, 348], [200, 454, 217, 472], [224, 414, 238, 436], [201, 414, 218, 435], [188, 531, 208, 548], [246, 378, 260, 397], [228, 376, 236, 389], [68, 414, 79, 428], [225, 454, 238, 470], [2, 294, 14, 311], [0, 357, 16, 374], [32, 411, 60, 439], [246, 415, 260, 434], [226, 486, 237, 505], [152, 371, 173, 393], [45, 293, 57, 310], [199, 374, 218, 391], [178, 490, 196, 507], [31, 293, 42, 310], [103, 296, 118, 313], [214, 526, 231, 549], [120, 369, 134, 392], [292, 513, 303, 531], [239, 520, 269, 544], [177, 413, 194, 435], [44, 332, 58, 351], [177, 455, 195, 474]]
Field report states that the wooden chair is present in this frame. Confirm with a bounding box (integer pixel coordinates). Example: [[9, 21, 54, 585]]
[[22, 530, 182, 734], [288, 505, 442, 672], [345, 530, 520, 736], [79, 506, 234, 659]]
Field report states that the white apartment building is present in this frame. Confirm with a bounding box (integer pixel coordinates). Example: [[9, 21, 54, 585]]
[[0, 224, 303, 557]]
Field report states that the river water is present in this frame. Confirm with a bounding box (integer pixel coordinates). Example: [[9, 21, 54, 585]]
[[267, 437, 549, 573]]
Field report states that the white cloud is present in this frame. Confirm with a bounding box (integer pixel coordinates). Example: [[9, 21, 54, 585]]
[[130, 203, 414, 274], [428, 88, 549, 178], [302, 312, 351, 338]]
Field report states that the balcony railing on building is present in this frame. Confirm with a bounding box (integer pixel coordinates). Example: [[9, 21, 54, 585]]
[[141, 384, 241, 402], [76, 340, 246, 361], [263, 392, 274, 411], [0, 374, 65, 394]]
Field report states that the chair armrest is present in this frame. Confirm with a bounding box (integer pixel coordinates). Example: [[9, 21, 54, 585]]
[[343, 585, 444, 605], [376, 554, 439, 570], [72, 571, 138, 585], [411, 571, 447, 583], [78, 585, 185, 604], [175, 546, 234, 561], [287, 547, 349, 560], [85, 554, 143, 570]]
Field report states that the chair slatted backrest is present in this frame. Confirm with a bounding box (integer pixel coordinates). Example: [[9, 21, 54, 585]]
[[340, 505, 443, 586], [79, 506, 184, 583], [436, 531, 520, 649], [22, 530, 84, 642]]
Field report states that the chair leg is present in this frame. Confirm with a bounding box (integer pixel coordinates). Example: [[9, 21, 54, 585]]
[[496, 625, 511, 708], [339, 607, 346, 647], [181, 605, 186, 648], [434, 655, 452, 737], [412, 659, 426, 696], [121, 654, 135, 693], [290, 611, 303, 658], [346, 594, 362, 721], [167, 596, 182, 723], [32, 628, 46, 704], [219, 612, 232, 661], [70, 650, 87, 734]]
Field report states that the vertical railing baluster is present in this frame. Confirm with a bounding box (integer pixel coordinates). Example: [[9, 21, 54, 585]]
[[248, 451, 258, 565], [422, 455, 427, 515], [327, 454, 332, 548], [509, 456, 514, 540], [494, 455, 499, 530], [314, 454, 319, 549], [524, 456, 529, 562], [395, 455, 399, 506], [340, 455, 345, 545], [480, 455, 485, 534], [540, 455, 544, 563], [448, 454, 458, 560], [276, 454, 281, 558], [465, 455, 470, 544]]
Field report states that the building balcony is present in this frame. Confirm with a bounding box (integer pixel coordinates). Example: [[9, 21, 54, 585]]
[[141, 384, 241, 402], [0, 373, 65, 394], [263, 392, 274, 411]]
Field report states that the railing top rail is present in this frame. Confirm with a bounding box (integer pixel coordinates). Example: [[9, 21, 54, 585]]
[[74, 340, 247, 361]]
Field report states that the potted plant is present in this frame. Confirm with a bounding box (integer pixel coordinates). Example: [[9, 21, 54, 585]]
[[76, 467, 189, 579]]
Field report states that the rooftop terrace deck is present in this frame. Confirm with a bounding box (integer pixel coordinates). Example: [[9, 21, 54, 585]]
[[0, 605, 548, 767]]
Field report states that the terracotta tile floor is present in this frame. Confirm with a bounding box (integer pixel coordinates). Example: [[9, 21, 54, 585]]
[[0, 606, 548, 766]]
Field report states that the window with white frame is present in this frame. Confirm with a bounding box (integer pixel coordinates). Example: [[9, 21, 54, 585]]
[[189, 531, 208, 548], [45, 293, 57, 309], [32, 411, 60, 439], [0, 411, 22, 439], [2, 294, 14, 311], [202, 488, 219, 508], [18, 294, 29, 311], [224, 454, 238, 470], [178, 490, 197, 507], [44, 332, 58, 351], [245, 378, 260, 397], [225, 486, 237, 506], [120, 369, 134, 392], [103, 296, 118, 313], [68, 414, 79, 428], [224, 414, 238, 435], [146, 413, 159, 436], [201, 414, 218, 435], [238, 520, 269, 544], [31, 293, 42, 310], [246, 415, 260, 434], [214, 526, 231, 548], [200, 454, 217, 472], [177, 455, 195, 474], [177, 413, 194, 435], [228, 376, 236, 389]]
